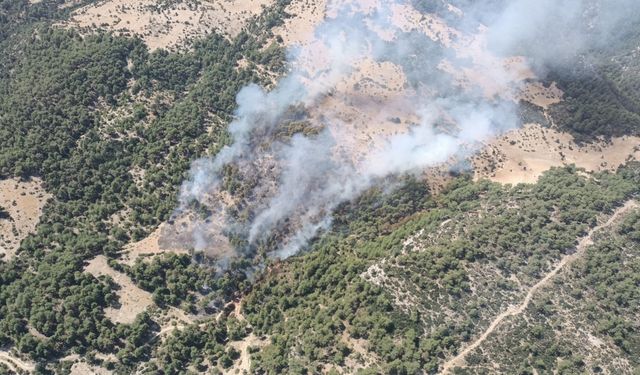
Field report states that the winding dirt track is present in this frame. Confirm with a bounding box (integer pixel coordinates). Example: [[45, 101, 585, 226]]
[[440, 200, 639, 374]]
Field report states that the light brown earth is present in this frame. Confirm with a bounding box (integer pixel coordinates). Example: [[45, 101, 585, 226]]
[[472, 123, 640, 185], [313, 59, 421, 166], [0, 350, 36, 373], [66, 0, 273, 50], [85, 255, 154, 324], [141, 0, 575, 261], [70, 361, 113, 375], [151, 306, 198, 342], [361, 262, 422, 313], [273, 0, 558, 174], [119, 223, 189, 266], [439, 200, 639, 374], [0, 178, 51, 261], [388, 4, 538, 99], [226, 333, 269, 374], [67, 0, 575, 188], [273, 0, 327, 46], [515, 81, 563, 109], [340, 322, 379, 372]]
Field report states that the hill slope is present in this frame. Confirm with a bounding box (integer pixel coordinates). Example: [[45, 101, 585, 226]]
[[0, 0, 639, 374]]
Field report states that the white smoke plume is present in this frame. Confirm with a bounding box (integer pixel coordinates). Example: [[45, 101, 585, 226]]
[[176, 0, 640, 262]]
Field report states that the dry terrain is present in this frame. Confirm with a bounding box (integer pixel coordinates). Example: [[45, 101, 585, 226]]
[[85, 255, 154, 324], [0, 178, 51, 260], [270, 0, 633, 193], [62, 0, 590, 264], [273, 0, 327, 46], [65, 0, 273, 50], [515, 81, 563, 109], [70, 361, 113, 375], [119, 223, 190, 266], [226, 333, 269, 374], [271, 0, 565, 176], [473, 123, 640, 184]]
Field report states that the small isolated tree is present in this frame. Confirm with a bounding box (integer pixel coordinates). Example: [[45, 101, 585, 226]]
[[0, 206, 10, 220]]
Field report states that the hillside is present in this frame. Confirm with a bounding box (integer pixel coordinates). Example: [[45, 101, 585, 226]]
[[0, 0, 639, 374]]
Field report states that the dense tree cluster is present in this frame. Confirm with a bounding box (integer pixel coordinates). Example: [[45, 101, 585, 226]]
[[547, 25, 640, 140], [243, 164, 640, 374], [452, 197, 640, 374], [0, 0, 290, 370]]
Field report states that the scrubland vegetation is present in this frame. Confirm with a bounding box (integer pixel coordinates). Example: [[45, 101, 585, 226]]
[[1, 0, 640, 374], [242, 164, 640, 374]]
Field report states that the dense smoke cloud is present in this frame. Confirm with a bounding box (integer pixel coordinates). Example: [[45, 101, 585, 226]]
[[483, 0, 640, 68], [177, 0, 638, 263]]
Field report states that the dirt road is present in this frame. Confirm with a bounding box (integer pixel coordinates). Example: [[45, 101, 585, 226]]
[[440, 200, 639, 374]]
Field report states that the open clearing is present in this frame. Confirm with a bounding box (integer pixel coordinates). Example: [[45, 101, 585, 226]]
[[70, 361, 113, 375], [66, 0, 273, 50], [515, 81, 563, 109], [119, 223, 189, 266], [85, 255, 153, 324], [0, 178, 51, 261], [273, 0, 326, 46], [440, 200, 639, 374], [226, 333, 269, 374], [473, 123, 640, 184]]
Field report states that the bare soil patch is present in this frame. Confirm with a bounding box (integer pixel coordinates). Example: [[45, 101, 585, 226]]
[[65, 0, 273, 50], [277, 0, 555, 171], [119, 223, 190, 266], [274, 0, 327, 46], [515, 81, 563, 109], [0, 178, 51, 261], [70, 361, 113, 375], [85, 255, 153, 324], [313, 59, 420, 167], [152, 306, 198, 341], [473, 123, 640, 184], [226, 333, 269, 374]]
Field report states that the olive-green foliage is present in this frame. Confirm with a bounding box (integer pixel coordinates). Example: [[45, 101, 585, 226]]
[[128, 254, 216, 308], [149, 316, 248, 375], [2, 1, 640, 373], [547, 26, 640, 140], [456, 197, 640, 374], [0, 0, 290, 367], [243, 164, 640, 374], [0, 0, 91, 44], [619, 211, 640, 244]]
